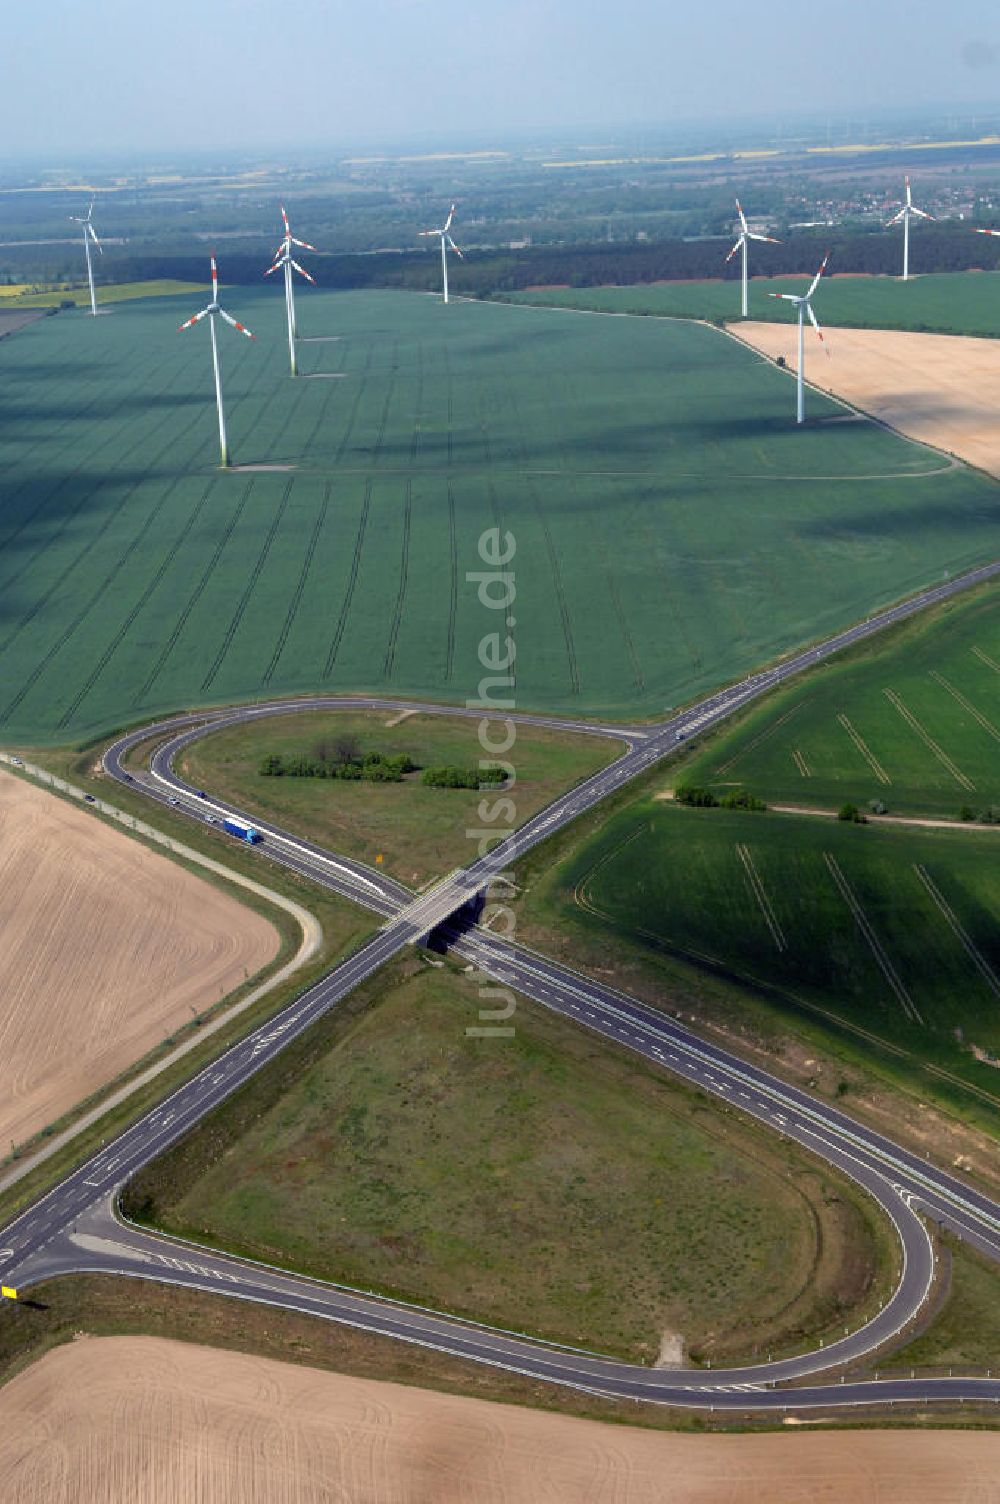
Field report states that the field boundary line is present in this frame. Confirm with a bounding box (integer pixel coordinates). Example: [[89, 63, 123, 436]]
[[715, 701, 806, 776], [0, 752, 321, 1194], [822, 851, 924, 1026], [972, 645, 1000, 675], [929, 670, 1000, 744], [912, 863, 1000, 1000], [735, 843, 787, 952], [882, 688, 975, 791], [836, 713, 891, 785]]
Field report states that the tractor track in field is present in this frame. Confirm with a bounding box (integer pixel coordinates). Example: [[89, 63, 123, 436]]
[[408, 343, 423, 468], [55, 477, 220, 731], [382, 478, 412, 680], [527, 476, 581, 696], [0, 396, 212, 658], [323, 479, 372, 678], [605, 565, 646, 693], [369, 343, 398, 468], [329, 344, 372, 467], [200, 477, 296, 693], [0, 472, 190, 727], [445, 479, 458, 683], [134, 479, 257, 707], [297, 337, 351, 457], [0, 353, 188, 555], [0, 367, 209, 601], [262, 481, 331, 687]]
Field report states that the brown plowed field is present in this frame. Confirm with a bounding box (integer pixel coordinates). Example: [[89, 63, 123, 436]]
[[1, 1337, 998, 1502], [0, 771, 277, 1149], [733, 321, 1000, 477]]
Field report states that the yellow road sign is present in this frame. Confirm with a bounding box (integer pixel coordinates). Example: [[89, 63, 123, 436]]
[[1, 1286, 17, 1300]]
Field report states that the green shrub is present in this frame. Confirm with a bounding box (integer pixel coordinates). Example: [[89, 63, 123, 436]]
[[675, 785, 719, 808]]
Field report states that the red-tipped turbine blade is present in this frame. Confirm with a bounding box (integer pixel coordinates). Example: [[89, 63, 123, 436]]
[[178, 307, 209, 331], [291, 235, 317, 252], [219, 307, 255, 339], [281, 206, 290, 233], [725, 237, 743, 263], [290, 258, 316, 284], [210, 256, 219, 300]]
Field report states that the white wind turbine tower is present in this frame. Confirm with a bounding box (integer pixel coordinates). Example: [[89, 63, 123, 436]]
[[68, 201, 102, 316], [419, 204, 463, 303], [768, 253, 830, 425], [178, 256, 256, 468], [266, 206, 317, 376], [726, 198, 780, 317], [887, 177, 933, 282]]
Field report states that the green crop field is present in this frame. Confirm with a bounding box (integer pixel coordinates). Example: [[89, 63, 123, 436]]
[[557, 800, 1000, 1096], [1, 287, 999, 745], [681, 584, 1000, 819], [509, 270, 1000, 337], [126, 962, 890, 1364]]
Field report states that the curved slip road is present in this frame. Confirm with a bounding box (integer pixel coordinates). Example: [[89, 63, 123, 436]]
[[3, 556, 1000, 1410]]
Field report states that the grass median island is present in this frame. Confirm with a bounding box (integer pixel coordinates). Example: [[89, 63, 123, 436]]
[[679, 582, 1000, 821], [181, 708, 619, 886], [123, 961, 893, 1366], [527, 797, 1000, 1107]]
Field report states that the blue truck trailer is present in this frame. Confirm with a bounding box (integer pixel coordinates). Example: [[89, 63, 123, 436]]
[[222, 817, 262, 844]]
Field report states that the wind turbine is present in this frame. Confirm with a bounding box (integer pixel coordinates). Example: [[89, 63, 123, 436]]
[[68, 201, 102, 316], [265, 206, 317, 376], [886, 177, 933, 282], [419, 204, 463, 304], [725, 198, 780, 318], [768, 253, 830, 426], [178, 256, 255, 468]]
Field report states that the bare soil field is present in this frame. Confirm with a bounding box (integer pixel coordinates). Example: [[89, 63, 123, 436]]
[[733, 321, 1000, 477], [1, 1337, 997, 1503], [0, 771, 277, 1148]]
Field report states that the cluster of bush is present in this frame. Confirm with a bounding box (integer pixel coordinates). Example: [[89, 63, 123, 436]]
[[259, 749, 416, 783], [959, 804, 1000, 824], [421, 765, 506, 789], [837, 802, 868, 824], [674, 785, 766, 811]]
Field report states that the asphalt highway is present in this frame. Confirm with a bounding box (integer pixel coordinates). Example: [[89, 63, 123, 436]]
[[3, 557, 1000, 1410]]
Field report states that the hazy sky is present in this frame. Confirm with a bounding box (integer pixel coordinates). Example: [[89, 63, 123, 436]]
[[5, 0, 1000, 156]]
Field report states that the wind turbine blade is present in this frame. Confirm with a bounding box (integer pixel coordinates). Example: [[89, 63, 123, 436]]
[[976, 227, 1000, 237], [911, 207, 934, 220], [725, 237, 744, 263], [748, 232, 780, 243], [290, 258, 316, 283], [178, 308, 210, 331], [418, 228, 439, 237], [447, 236, 463, 258], [281, 205, 291, 234], [735, 197, 748, 234], [291, 235, 317, 251], [88, 224, 103, 253], [806, 253, 829, 298], [807, 302, 829, 354], [905, 176, 912, 206], [264, 259, 283, 276], [219, 308, 256, 339], [886, 210, 906, 227], [767, 292, 800, 302], [210, 256, 219, 301], [443, 203, 456, 232]]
